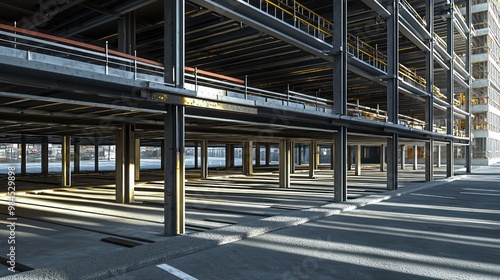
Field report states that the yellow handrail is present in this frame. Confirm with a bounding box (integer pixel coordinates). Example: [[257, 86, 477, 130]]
[[402, 0, 426, 26]]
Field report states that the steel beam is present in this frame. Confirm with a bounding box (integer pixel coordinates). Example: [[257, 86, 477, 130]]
[[279, 139, 291, 188], [164, 104, 185, 236]]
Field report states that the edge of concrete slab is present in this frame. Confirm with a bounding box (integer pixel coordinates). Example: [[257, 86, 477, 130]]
[[2, 175, 466, 280]]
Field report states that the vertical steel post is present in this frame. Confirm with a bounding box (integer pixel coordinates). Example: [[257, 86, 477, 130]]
[[425, 0, 435, 181], [386, 0, 400, 190], [446, 2, 455, 177], [164, 104, 185, 236]]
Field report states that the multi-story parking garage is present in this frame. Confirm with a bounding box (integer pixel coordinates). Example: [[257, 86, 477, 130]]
[[0, 0, 473, 251]]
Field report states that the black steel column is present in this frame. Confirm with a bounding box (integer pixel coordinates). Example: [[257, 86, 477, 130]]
[[74, 139, 80, 173], [279, 139, 291, 188], [41, 137, 49, 175], [333, 0, 348, 202], [194, 142, 199, 169], [386, 0, 399, 190], [116, 125, 135, 203], [62, 136, 71, 187], [201, 140, 208, 178], [164, 0, 185, 87], [118, 12, 136, 55], [94, 144, 99, 172], [164, 104, 185, 236], [446, 2, 455, 177], [255, 143, 261, 167], [242, 141, 253, 175], [380, 144, 385, 172], [265, 144, 271, 166], [465, 0, 472, 173], [20, 136, 26, 176], [425, 0, 435, 181]]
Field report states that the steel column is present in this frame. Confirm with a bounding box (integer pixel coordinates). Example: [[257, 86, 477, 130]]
[[118, 12, 136, 55], [164, 0, 185, 87], [265, 144, 271, 166], [330, 143, 335, 170], [225, 144, 232, 169], [201, 140, 208, 178], [425, 140, 434, 181], [413, 145, 418, 170], [425, 0, 435, 181], [62, 136, 71, 187], [446, 2, 455, 177], [20, 137, 26, 176], [194, 142, 199, 169], [334, 128, 347, 202], [160, 140, 165, 171], [465, 0, 472, 173], [135, 139, 141, 181], [41, 137, 49, 175], [380, 144, 385, 172], [115, 125, 135, 203], [355, 145, 362, 176], [279, 139, 291, 188], [436, 145, 442, 167], [400, 145, 406, 170], [290, 142, 295, 173], [255, 143, 261, 167], [94, 144, 99, 172], [347, 145, 352, 171], [164, 104, 185, 236], [309, 141, 316, 178], [242, 141, 253, 175], [74, 140, 80, 174], [386, 0, 399, 190]]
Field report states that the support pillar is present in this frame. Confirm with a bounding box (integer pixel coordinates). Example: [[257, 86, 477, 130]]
[[118, 12, 136, 55], [347, 145, 352, 171], [465, 0, 472, 173], [334, 128, 347, 202], [425, 140, 434, 181], [279, 139, 291, 188], [94, 144, 99, 172], [265, 144, 271, 166], [74, 140, 80, 173], [194, 141, 199, 169], [20, 137, 26, 176], [413, 145, 418, 170], [355, 145, 362, 176], [290, 142, 296, 174], [160, 141, 165, 171], [255, 143, 261, 167], [201, 140, 208, 178], [116, 125, 135, 203], [330, 143, 335, 170], [225, 144, 232, 169], [242, 141, 253, 175], [309, 141, 316, 178], [436, 145, 442, 167], [380, 144, 385, 172], [446, 1, 455, 177], [315, 143, 320, 168], [386, 0, 399, 191], [41, 137, 49, 175], [164, 104, 185, 236], [62, 136, 71, 187], [135, 139, 141, 181], [400, 145, 406, 170]]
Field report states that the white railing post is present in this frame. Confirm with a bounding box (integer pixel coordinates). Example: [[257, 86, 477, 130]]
[[105, 41, 109, 75], [245, 75, 248, 99], [134, 50, 137, 80]]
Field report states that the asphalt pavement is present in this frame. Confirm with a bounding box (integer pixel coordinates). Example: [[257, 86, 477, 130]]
[[2, 164, 500, 280]]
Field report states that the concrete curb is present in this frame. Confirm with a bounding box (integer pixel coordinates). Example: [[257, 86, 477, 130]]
[[3, 176, 465, 280]]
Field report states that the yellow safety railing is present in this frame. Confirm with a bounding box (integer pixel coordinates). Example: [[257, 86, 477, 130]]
[[401, 0, 426, 26], [250, 0, 460, 106]]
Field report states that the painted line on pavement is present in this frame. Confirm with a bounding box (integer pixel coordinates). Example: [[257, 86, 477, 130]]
[[462, 188, 500, 192], [410, 193, 456, 199], [157, 264, 198, 280], [460, 192, 500, 197]]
